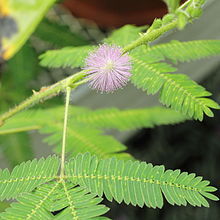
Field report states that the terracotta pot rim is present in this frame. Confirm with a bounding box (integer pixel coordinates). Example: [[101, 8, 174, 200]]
[[63, 0, 167, 27]]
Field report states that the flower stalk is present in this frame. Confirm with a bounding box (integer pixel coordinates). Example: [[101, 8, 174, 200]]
[[60, 87, 71, 178]]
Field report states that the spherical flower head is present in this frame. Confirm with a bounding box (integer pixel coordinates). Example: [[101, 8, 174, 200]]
[[84, 44, 132, 93]]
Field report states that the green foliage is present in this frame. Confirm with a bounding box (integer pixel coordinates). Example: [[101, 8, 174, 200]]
[[142, 40, 220, 64], [0, 182, 109, 220], [102, 26, 220, 120], [44, 123, 131, 160], [34, 18, 89, 47], [0, 40, 41, 172], [0, 154, 218, 218], [0, 133, 33, 168], [1, 1, 220, 218], [0, 202, 9, 213], [0, 106, 130, 159], [131, 61, 219, 120], [50, 182, 109, 220], [0, 106, 187, 134], [0, 41, 39, 106], [131, 41, 220, 121], [39, 25, 146, 69], [39, 27, 220, 120], [4, 41, 39, 89], [0, 156, 59, 200], [66, 153, 219, 208], [0, 106, 187, 159], [104, 25, 146, 48], [39, 45, 94, 68], [0, 183, 58, 220], [73, 107, 188, 131]]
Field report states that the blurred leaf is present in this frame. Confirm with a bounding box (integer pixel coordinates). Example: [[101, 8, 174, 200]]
[[0, 132, 33, 168], [163, 0, 181, 12], [0, 202, 9, 212], [0, 41, 39, 108], [4, 41, 39, 87], [0, 106, 132, 160], [0, 0, 56, 60], [104, 24, 146, 47], [34, 18, 90, 47]]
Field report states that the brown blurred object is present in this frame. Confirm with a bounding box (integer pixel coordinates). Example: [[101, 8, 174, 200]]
[[62, 0, 168, 28]]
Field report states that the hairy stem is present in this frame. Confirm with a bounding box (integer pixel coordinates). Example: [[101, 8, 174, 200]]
[[123, 20, 178, 53], [123, 0, 196, 52], [0, 71, 86, 126], [60, 87, 71, 177], [0, 0, 194, 125]]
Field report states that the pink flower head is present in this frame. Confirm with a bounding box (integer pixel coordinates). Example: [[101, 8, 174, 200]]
[[84, 44, 132, 93]]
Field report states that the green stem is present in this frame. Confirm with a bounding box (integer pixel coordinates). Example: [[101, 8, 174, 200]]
[[71, 77, 90, 88], [60, 87, 71, 177], [178, 0, 193, 10], [0, 71, 86, 126], [123, 20, 178, 53], [0, 0, 193, 125]]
